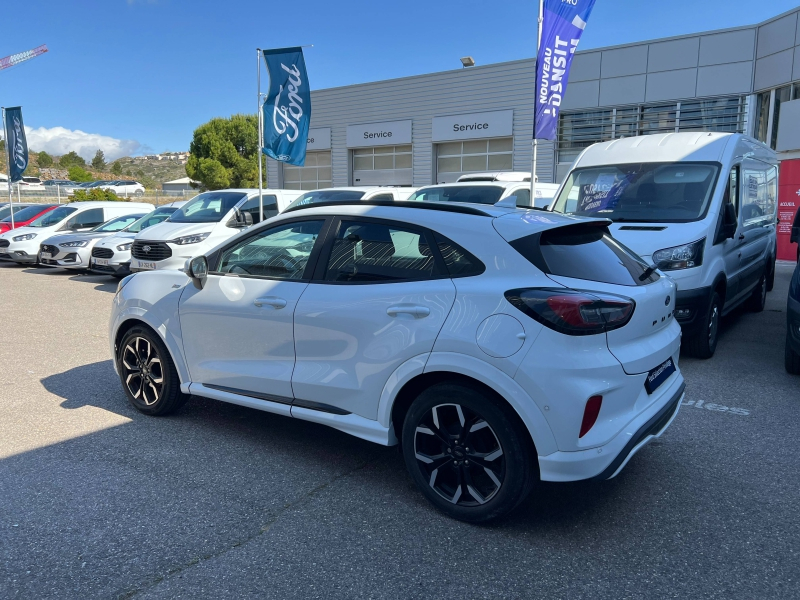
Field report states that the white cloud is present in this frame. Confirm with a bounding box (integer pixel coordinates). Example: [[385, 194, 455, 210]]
[[22, 126, 143, 162]]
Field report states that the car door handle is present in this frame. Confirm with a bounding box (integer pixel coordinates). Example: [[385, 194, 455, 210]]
[[254, 296, 287, 309], [386, 305, 431, 318]]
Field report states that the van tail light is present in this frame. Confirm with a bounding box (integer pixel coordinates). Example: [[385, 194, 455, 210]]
[[505, 288, 635, 336], [579, 395, 603, 438]]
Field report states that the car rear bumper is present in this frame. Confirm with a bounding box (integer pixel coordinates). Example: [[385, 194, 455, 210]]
[[674, 285, 712, 334], [537, 375, 685, 482]]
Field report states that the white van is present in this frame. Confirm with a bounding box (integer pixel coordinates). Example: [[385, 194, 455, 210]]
[[0, 201, 154, 265], [549, 132, 779, 358], [129, 188, 301, 272], [284, 186, 418, 210], [410, 172, 560, 208]]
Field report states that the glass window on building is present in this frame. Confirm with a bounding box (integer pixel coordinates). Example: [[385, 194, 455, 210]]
[[283, 152, 332, 190], [436, 138, 513, 183], [770, 85, 792, 150], [754, 91, 771, 144]]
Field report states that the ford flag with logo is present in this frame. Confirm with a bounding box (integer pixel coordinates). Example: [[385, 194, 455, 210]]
[[262, 47, 311, 166], [534, 0, 598, 140], [3, 107, 29, 183]]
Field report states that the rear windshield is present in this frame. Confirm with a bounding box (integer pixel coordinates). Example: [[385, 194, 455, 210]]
[[168, 191, 247, 223], [1, 205, 55, 222], [407, 185, 504, 205], [287, 190, 366, 210], [510, 224, 659, 286], [551, 162, 720, 223]]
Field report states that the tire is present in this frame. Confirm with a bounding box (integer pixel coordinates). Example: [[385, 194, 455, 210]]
[[683, 292, 722, 359], [117, 325, 188, 415], [766, 258, 776, 292], [134, 189, 144, 197], [401, 382, 536, 523], [787, 334, 800, 375], [746, 273, 767, 313]]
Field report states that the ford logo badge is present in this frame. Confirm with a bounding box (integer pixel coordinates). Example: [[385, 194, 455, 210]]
[[665, 295, 671, 306], [143, 245, 151, 253]]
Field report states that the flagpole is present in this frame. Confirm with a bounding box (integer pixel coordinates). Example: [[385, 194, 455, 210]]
[[257, 48, 264, 223], [531, 0, 544, 208], [2, 108, 14, 229]]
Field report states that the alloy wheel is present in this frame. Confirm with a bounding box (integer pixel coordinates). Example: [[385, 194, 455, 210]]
[[121, 336, 164, 406], [708, 304, 719, 346], [414, 403, 505, 506]]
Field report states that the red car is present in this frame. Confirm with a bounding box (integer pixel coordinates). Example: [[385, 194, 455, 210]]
[[0, 204, 58, 234]]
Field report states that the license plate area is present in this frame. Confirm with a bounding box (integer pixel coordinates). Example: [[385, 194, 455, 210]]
[[645, 357, 676, 394], [138, 261, 156, 270], [94, 258, 110, 266], [41, 252, 52, 259]]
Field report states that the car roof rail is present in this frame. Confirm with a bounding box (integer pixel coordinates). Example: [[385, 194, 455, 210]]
[[283, 199, 493, 217]]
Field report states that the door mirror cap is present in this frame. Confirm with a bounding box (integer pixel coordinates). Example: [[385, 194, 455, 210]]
[[187, 255, 208, 289], [228, 209, 253, 229], [722, 202, 737, 239]]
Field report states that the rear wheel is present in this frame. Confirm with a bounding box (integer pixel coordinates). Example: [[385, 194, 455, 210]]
[[134, 189, 144, 197], [401, 382, 536, 523], [117, 325, 188, 415], [683, 292, 722, 359], [787, 335, 800, 375], [746, 273, 767, 313]]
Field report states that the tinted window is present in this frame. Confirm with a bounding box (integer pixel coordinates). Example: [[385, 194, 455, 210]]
[[552, 162, 720, 223], [217, 220, 323, 279], [68, 208, 105, 229], [505, 188, 530, 208], [1, 205, 54, 222], [286, 190, 366, 210], [239, 195, 278, 224], [368, 193, 394, 201], [168, 191, 247, 223], [407, 185, 504, 205], [28, 206, 78, 227], [434, 233, 485, 277], [0, 205, 34, 220], [510, 224, 659, 286], [324, 220, 437, 283]]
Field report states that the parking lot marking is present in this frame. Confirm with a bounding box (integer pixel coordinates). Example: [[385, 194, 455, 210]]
[[682, 399, 750, 416]]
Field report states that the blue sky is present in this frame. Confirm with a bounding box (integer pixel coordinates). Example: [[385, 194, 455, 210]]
[[2, 0, 798, 160]]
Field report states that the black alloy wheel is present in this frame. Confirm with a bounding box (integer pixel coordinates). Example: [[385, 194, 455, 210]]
[[684, 292, 722, 359], [402, 382, 535, 523], [117, 325, 188, 415]]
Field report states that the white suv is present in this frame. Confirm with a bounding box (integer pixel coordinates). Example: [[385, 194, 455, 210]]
[[101, 181, 146, 197], [110, 199, 684, 522], [409, 173, 560, 209]]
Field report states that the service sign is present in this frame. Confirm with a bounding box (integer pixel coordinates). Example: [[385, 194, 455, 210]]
[[432, 110, 513, 142], [346, 120, 411, 148], [306, 128, 331, 151]]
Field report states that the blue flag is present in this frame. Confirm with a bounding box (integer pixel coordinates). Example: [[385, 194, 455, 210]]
[[3, 107, 29, 183], [534, 0, 597, 140], [262, 47, 312, 166]]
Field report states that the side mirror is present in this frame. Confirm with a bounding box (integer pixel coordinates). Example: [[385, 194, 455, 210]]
[[187, 256, 208, 289], [228, 209, 253, 229], [722, 203, 737, 239]]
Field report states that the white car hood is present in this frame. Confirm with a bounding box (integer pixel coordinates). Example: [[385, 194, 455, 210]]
[[607, 220, 710, 262], [136, 221, 219, 242], [46, 231, 118, 245], [97, 233, 135, 248]]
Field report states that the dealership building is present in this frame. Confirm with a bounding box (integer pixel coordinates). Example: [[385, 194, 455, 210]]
[[267, 6, 800, 192]]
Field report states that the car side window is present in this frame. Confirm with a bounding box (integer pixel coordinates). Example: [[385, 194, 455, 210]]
[[741, 165, 776, 229], [323, 220, 437, 283], [67, 208, 104, 229], [368, 193, 394, 201], [239, 195, 278, 224], [724, 166, 739, 215], [434, 233, 485, 277], [506, 188, 531, 208], [216, 220, 324, 279]]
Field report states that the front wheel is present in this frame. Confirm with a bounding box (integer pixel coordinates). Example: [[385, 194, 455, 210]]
[[134, 189, 144, 197], [401, 382, 536, 523], [683, 292, 722, 359], [746, 273, 767, 313], [117, 325, 188, 415]]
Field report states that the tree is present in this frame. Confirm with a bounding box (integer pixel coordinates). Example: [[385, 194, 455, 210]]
[[110, 161, 123, 175], [60, 151, 86, 168], [68, 166, 94, 182], [186, 114, 261, 190], [37, 151, 53, 168], [91, 149, 106, 171]]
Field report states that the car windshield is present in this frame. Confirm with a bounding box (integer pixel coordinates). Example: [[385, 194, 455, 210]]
[[27, 205, 78, 227], [0, 205, 27, 220], [125, 207, 178, 233], [92, 214, 146, 232], [1, 205, 54, 222], [286, 190, 366, 210], [407, 185, 505, 205], [551, 162, 720, 223], [168, 191, 248, 223]]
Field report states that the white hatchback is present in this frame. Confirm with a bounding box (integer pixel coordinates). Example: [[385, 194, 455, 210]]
[[110, 199, 684, 522]]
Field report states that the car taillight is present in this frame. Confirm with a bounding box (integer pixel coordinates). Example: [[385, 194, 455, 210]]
[[579, 395, 603, 438], [505, 288, 634, 336]]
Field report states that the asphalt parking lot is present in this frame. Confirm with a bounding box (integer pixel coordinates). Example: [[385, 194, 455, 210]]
[[1, 261, 798, 599]]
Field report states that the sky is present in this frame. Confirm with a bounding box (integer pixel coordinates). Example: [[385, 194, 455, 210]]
[[2, 0, 798, 161]]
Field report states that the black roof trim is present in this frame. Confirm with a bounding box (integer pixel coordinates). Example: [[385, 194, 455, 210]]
[[283, 199, 493, 217]]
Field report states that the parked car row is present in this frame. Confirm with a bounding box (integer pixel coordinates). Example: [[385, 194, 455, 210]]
[[3, 132, 796, 523]]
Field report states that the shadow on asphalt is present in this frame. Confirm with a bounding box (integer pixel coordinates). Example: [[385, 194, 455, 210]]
[[19, 265, 118, 292]]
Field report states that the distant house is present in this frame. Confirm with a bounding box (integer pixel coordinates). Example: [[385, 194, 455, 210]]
[[161, 177, 199, 192]]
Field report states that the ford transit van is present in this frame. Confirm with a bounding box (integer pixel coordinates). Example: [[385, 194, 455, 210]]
[[550, 132, 778, 358], [129, 188, 301, 272]]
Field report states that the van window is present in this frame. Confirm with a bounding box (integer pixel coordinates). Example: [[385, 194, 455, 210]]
[[740, 165, 777, 228], [239, 195, 278, 223], [724, 166, 739, 214], [407, 185, 505, 205], [551, 162, 720, 223], [27, 205, 78, 227], [168, 191, 248, 223], [67, 208, 105, 230], [507, 188, 531, 208]]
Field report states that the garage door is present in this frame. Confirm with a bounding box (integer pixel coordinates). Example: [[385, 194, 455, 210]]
[[436, 138, 513, 184], [352, 145, 413, 186], [282, 152, 332, 190]]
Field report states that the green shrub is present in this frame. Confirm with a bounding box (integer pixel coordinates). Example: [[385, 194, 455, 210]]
[[68, 166, 94, 182], [70, 188, 121, 202]]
